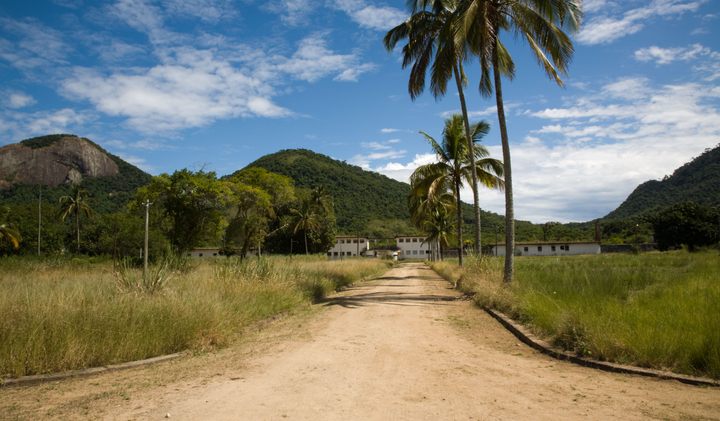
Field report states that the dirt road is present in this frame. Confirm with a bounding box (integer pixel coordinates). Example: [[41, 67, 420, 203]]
[[3, 263, 720, 420]]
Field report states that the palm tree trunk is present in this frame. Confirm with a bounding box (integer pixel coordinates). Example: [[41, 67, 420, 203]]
[[455, 181, 464, 267], [76, 209, 80, 253], [304, 231, 309, 255], [493, 40, 514, 283], [453, 63, 482, 256]]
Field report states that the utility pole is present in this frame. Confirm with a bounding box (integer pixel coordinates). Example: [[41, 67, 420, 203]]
[[143, 200, 151, 279], [37, 186, 42, 256]]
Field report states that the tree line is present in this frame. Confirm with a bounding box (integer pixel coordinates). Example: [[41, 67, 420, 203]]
[[0, 167, 336, 258]]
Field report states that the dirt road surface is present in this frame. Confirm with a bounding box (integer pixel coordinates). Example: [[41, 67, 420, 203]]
[[3, 263, 719, 420]]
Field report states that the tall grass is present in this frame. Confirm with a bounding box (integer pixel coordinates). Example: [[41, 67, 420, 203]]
[[432, 251, 720, 379], [0, 256, 389, 378]]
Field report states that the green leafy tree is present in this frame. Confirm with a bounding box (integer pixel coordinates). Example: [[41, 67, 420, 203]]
[[224, 182, 274, 259], [137, 170, 229, 253], [410, 114, 503, 266], [458, 0, 581, 281], [385, 0, 489, 253], [650, 202, 720, 251], [59, 186, 93, 253]]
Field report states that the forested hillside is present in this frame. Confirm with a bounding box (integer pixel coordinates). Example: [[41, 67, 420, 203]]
[[245, 149, 555, 243]]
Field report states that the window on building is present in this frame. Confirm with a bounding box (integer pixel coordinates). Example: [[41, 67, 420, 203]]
[[412, 238, 418, 242], [213, 253, 218, 256], [538, 246, 542, 252], [198, 253, 203, 257], [524, 247, 529, 252], [565, 245, 570, 251], [353, 239, 357, 243], [399, 238, 404, 243], [551, 245, 556, 252], [327, 252, 331, 257], [333, 252, 338, 256]]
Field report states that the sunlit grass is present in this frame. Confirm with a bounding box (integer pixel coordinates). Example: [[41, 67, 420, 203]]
[[0, 255, 390, 378], [432, 251, 720, 379]]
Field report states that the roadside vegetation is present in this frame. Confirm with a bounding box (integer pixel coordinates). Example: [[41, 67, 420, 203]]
[[432, 251, 720, 379], [0, 255, 389, 378]]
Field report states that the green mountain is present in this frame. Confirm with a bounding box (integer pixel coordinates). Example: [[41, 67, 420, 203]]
[[605, 144, 720, 220], [244, 148, 546, 243], [245, 149, 409, 233], [0, 134, 152, 213]]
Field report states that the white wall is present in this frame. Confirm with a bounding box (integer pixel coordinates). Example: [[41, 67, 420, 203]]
[[396, 236, 430, 260], [328, 237, 370, 258], [492, 242, 601, 257]]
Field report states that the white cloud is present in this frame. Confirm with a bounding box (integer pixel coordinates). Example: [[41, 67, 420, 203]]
[[5, 92, 36, 109], [332, 0, 406, 30], [61, 49, 289, 132], [370, 153, 436, 181], [280, 35, 375, 82], [511, 79, 720, 222], [0, 17, 71, 70], [372, 77, 720, 223], [351, 137, 408, 168], [61, 29, 370, 132], [0, 108, 90, 142], [380, 128, 400, 133], [634, 43, 713, 65], [634, 44, 720, 81], [577, 0, 704, 45], [265, 0, 316, 25], [162, 0, 236, 22]]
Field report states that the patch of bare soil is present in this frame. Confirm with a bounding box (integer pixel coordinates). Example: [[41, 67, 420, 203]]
[[2, 263, 719, 420]]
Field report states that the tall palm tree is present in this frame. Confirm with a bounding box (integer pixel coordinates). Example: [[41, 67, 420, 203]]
[[59, 186, 92, 253], [410, 114, 503, 266], [385, 0, 487, 254], [457, 0, 581, 282], [290, 198, 320, 255]]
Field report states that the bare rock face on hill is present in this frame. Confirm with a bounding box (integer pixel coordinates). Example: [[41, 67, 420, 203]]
[[0, 135, 119, 190]]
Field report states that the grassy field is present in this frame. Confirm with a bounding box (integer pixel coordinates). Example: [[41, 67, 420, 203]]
[[0, 255, 390, 378], [432, 251, 720, 379]]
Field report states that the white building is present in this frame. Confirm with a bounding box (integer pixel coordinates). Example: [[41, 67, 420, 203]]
[[396, 236, 431, 260], [491, 241, 601, 257], [328, 236, 371, 258]]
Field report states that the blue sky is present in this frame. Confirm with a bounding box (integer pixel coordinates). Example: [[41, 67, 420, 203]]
[[1, 0, 719, 223]]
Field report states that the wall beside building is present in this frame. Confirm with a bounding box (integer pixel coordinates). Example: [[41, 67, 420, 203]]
[[492, 242, 601, 257]]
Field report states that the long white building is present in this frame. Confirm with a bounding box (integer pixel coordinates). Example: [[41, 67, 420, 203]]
[[491, 241, 601, 257], [327, 235, 371, 258]]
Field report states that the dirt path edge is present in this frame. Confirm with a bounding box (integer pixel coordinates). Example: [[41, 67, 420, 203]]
[[0, 352, 185, 388], [484, 307, 720, 388]]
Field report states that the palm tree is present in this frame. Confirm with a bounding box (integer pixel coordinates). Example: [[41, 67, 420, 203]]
[[457, 0, 581, 282], [59, 186, 92, 253], [422, 200, 454, 261], [0, 223, 21, 250], [290, 198, 320, 255], [410, 114, 503, 266], [384, 0, 487, 254]]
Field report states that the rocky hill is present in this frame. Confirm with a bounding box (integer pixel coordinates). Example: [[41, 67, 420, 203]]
[[0, 134, 120, 190], [0, 134, 151, 213]]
